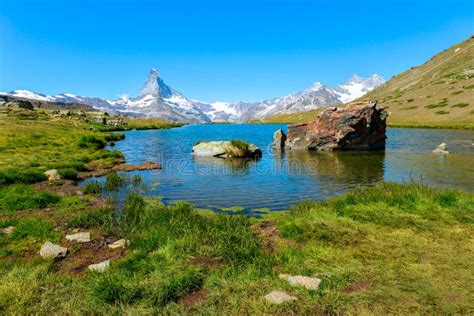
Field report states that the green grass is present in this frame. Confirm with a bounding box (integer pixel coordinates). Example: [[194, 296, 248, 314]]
[[0, 183, 472, 314], [0, 184, 61, 213], [230, 139, 250, 151]]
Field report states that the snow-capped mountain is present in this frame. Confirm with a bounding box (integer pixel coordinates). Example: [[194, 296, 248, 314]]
[[1, 71, 384, 123], [197, 74, 385, 122]]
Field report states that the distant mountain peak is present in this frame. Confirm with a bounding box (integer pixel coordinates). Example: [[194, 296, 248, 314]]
[[139, 68, 173, 99]]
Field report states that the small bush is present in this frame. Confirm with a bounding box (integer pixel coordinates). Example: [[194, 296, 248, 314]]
[[425, 98, 448, 109], [68, 208, 114, 228], [83, 181, 102, 195], [77, 136, 105, 149], [0, 170, 46, 186], [122, 193, 147, 228], [451, 90, 464, 95], [0, 184, 61, 212], [435, 110, 449, 115], [451, 103, 469, 108], [105, 172, 126, 191], [230, 139, 250, 151], [58, 168, 79, 180]]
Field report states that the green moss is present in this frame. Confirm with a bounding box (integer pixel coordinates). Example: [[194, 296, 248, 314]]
[[230, 139, 250, 151]]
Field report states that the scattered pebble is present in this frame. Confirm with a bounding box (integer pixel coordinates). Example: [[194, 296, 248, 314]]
[[66, 232, 91, 243], [108, 239, 129, 249], [279, 274, 322, 290], [44, 169, 62, 181], [264, 291, 298, 304], [88, 260, 110, 272], [40, 242, 68, 259], [1, 226, 14, 236]]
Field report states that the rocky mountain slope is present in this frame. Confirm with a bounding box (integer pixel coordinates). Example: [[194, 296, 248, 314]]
[[197, 74, 384, 122], [357, 36, 474, 128], [1, 70, 383, 123]]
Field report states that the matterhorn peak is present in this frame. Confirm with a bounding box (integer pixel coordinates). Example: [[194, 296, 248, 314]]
[[139, 68, 173, 98]]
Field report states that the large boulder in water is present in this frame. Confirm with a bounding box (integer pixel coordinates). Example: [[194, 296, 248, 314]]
[[192, 140, 262, 158], [286, 102, 388, 151], [273, 129, 287, 150]]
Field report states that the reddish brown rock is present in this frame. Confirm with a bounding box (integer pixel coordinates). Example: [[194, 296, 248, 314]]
[[286, 102, 388, 151]]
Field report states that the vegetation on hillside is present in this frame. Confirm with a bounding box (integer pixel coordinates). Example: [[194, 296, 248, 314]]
[[262, 37, 474, 129], [0, 181, 472, 314], [0, 103, 473, 314], [358, 36, 474, 129]]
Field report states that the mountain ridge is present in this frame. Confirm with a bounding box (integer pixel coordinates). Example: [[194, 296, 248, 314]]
[[1, 71, 384, 123]]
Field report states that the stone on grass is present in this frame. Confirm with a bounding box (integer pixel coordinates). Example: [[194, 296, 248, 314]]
[[432, 143, 449, 154], [280, 274, 322, 290], [44, 169, 62, 181], [264, 291, 298, 304], [66, 232, 90, 243], [88, 260, 110, 272], [40, 242, 68, 259], [108, 239, 129, 249], [1, 226, 14, 236]]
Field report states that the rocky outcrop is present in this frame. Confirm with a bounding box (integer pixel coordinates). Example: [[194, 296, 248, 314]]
[[286, 102, 387, 151], [108, 239, 129, 249], [39, 242, 68, 259], [88, 260, 110, 272], [192, 141, 262, 159], [273, 129, 287, 150], [44, 169, 62, 181]]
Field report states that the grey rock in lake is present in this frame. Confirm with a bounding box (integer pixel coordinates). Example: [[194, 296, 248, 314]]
[[88, 260, 110, 272], [44, 169, 62, 181], [273, 129, 287, 149], [279, 274, 322, 290], [65, 232, 90, 243], [39, 242, 68, 259], [192, 141, 262, 159], [264, 291, 298, 304], [432, 143, 449, 154]]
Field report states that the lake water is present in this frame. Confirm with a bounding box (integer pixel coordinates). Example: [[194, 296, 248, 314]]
[[96, 124, 473, 212]]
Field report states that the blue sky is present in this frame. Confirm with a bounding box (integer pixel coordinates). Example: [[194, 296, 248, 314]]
[[0, 0, 472, 103]]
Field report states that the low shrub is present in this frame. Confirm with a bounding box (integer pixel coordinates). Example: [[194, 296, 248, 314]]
[[77, 136, 106, 149], [0, 170, 46, 186], [105, 172, 126, 191], [67, 208, 114, 229], [0, 184, 61, 212], [83, 181, 102, 195], [58, 168, 79, 180], [451, 103, 469, 108]]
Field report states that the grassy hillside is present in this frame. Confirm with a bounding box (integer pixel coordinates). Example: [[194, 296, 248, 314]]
[[359, 36, 474, 129], [0, 106, 473, 313], [263, 37, 474, 129]]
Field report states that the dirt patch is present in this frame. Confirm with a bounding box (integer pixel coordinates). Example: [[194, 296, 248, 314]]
[[188, 255, 222, 268], [177, 289, 208, 308], [56, 236, 125, 275], [35, 180, 82, 197], [254, 220, 280, 252], [342, 279, 371, 293], [78, 160, 161, 179]]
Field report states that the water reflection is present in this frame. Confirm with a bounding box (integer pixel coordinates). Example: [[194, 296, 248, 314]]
[[192, 156, 258, 174]]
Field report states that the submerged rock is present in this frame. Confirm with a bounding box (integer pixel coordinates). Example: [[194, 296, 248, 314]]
[[273, 129, 287, 149], [65, 232, 90, 243], [279, 274, 322, 290], [264, 291, 298, 304], [286, 102, 388, 151], [433, 143, 449, 154], [40, 242, 68, 259], [192, 141, 262, 159], [44, 169, 62, 181], [88, 260, 110, 272]]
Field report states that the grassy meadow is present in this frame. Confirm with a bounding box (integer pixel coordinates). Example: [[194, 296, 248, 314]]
[[0, 105, 473, 314]]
